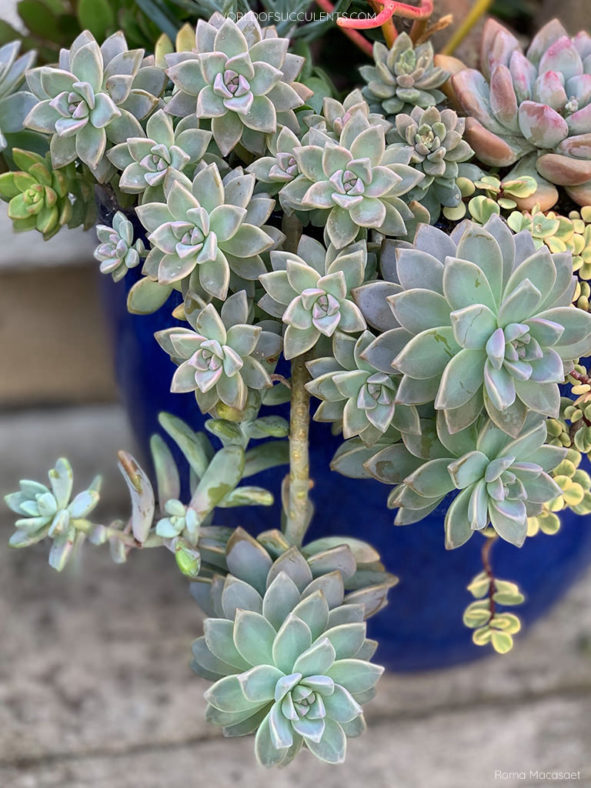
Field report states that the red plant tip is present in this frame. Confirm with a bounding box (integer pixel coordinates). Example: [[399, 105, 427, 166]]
[[337, 0, 434, 31]]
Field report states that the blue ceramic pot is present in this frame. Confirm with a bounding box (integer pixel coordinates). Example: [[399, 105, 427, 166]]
[[100, 270, 591, 672]]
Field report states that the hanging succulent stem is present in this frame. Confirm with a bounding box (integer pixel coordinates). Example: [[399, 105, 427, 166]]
[[441, 0, 493, 55], [284, 353, 312, 546], [481, 534, 498, 618]]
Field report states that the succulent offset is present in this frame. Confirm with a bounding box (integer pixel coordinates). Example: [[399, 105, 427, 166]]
[[355, 217, 591, 437], [94, 211, 145, 281], [137, 164, 275, 299], [156, 291, 281, 413], [191, 527, 390, 767], [5, 458, 100, 570], [306, 331, 419, 445], [453, 18, 591, 208], [387, 105, 474, 221], [0, 41, 37, 152], [107, 109, 212, 202], [0, 148, 74, 239], [259, 236, 366, 359], [24, 31, 166, 176], [165, 11, 310, 155], [280, 110, 424, 249], [365, 411, 565, 548], [360, 33, 450, 118]]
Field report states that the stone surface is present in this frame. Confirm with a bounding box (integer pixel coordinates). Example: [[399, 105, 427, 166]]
[[0, 265, 117, 406], [0, 405, 590, 788]]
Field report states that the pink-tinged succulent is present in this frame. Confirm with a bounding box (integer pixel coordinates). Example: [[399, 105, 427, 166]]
[[452, 18, 591, 209]]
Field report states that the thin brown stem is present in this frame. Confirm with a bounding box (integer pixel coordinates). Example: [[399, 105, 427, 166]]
[[570, 369, 591, 387], [481, 535, 498, 619], [283, 354, 312, 546]]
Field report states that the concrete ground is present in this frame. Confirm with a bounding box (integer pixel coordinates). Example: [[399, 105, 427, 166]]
[[0, 405, 590, 788]]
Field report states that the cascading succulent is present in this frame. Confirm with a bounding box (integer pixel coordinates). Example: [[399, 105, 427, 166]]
[[364, 411, 565, 548], [360, 33, 450, 119], [137, 163, 275, 300], [165, 11, 311, 156], [94, 210, 146, 281], [354, 217, 591, 437], [305, 331, 419, 445], [155, 291, 281, 413], [0, 148, 74, 239], [0, 41, 37, 152], [191, 527, 389, 767], [24, 31, 166, 177], [387, 105, 474, 221], [452, 18, 591, 208], [5, 458, 100, 570], [259, 236, 366, 359], [280, 110, 424, 249], [107, 109, 212, 203]]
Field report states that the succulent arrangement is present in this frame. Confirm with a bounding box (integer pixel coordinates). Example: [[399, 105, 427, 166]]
[[4, 0, 591, 771]]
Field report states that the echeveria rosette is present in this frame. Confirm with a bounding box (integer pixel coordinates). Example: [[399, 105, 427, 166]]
[[5, 458, 100, 571], [452, 18, 591, 208], [190, 528, 386, 767], [155, 498, 200, 544], [360, 33, 449, 119], [165, 11, 310, 156], [137, 164, 275, 300], [193, 526, 398, 618], [387, 106, 475, 222], [280, 112, 424, 249], [259, 236, 366, 359], [303, 89, 392, 139], [356, 217, 591, 437], [374, 412, 565, 549], [94, 211, 145, 282], [0, 148, 73, 239], [107, 109, 212, 203], [24, 31, 166, 178], [0, 41, 37, 152], [246, 125, 300, 194], [305, 331, 420, 446], [156, 291, 281, 413]]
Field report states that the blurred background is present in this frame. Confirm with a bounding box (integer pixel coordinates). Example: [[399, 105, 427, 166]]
[[0, 1, 590, 786]]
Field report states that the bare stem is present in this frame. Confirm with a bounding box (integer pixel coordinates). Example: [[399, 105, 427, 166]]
[[284, 354, 312, 546], [481, 535, 498, 618]]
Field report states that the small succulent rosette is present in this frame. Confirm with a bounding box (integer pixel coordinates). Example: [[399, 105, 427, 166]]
[[306, 331, 420, 446], [453, 18, 591, 208], [165, 11, 311, 156], [137, 163, 276, 300], [360, 33, 450, 118], [259, 236, 367, 359], [190, 527, 397, 767], [280, 109, 424, 249], [24, 31, 166, 178], [156, 291, 282, 414], [94, 211, 145, 281], [107, 108, 212, 203], [387, 105, 475, 221], [365, 410, 565, 548], [5, 458, 100, 570]]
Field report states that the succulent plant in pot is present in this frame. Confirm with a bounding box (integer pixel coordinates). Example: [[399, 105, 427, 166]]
[[4, 1, 591, 771], [452, 18, 591, 210]]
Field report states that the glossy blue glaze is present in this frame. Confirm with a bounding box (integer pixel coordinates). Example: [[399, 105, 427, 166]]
[[100, 270, 591, 672]]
